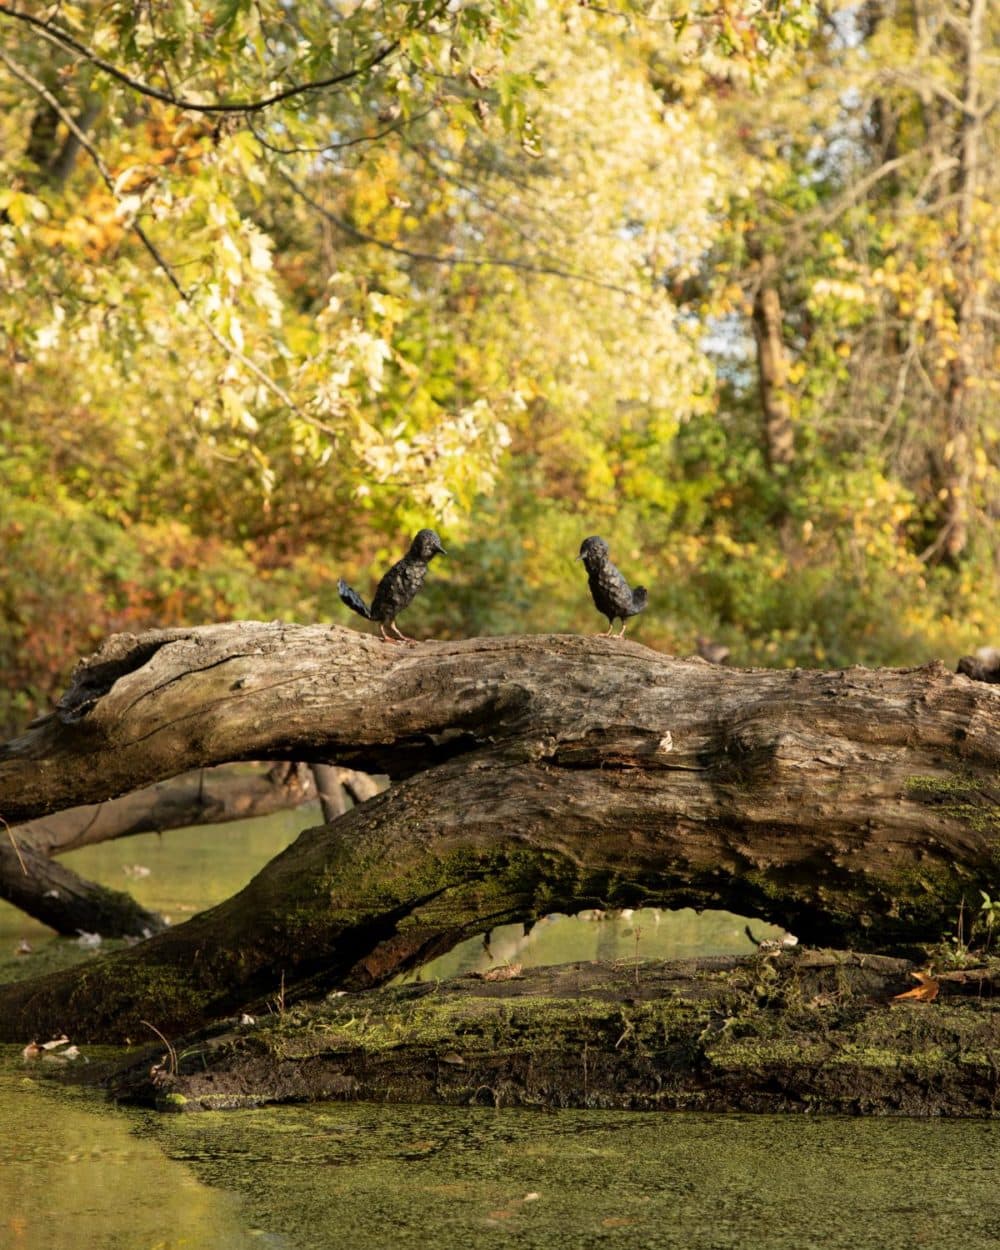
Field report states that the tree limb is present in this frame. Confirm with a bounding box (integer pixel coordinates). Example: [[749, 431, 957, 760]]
[[0, 5, 397, 115]]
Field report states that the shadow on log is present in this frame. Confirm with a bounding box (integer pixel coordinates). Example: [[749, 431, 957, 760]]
[[0, 624, 998, 1043]]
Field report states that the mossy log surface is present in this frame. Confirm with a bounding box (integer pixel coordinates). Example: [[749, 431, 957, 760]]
[[0, 624, 998, 1042], [109, 951, 1000, 1118]]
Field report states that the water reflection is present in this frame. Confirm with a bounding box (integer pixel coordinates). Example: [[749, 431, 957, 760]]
[[0, 1069, 253, 1250]]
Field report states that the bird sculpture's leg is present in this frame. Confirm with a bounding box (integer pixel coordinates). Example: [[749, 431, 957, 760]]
[[602, 621, 615, 636], [378, 623, 402, 644], [617, 622, 628, 638], [389, 621, 418, 643]]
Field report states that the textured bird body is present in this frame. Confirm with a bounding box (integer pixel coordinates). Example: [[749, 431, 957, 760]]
[[338, 529, 446, 642], [578, 536, 647, 636]]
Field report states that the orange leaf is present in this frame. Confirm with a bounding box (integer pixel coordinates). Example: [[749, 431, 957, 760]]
[[893, 971, 939, 1003]]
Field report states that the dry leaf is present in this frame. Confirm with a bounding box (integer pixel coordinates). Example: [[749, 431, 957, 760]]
[[482, 963, 523, 982], [893, 971, 939, 1003]]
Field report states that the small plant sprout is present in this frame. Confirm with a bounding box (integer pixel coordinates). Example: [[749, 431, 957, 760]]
[[979, 891, 1000, 952]]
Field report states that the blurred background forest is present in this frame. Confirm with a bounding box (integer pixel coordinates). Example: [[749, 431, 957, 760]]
[[1, 0, 997, 738]]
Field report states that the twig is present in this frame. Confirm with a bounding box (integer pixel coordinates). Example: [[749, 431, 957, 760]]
[[275, 166, 644, 299], [1, 814, 28, 875], [141, 1019, 178, 1076]]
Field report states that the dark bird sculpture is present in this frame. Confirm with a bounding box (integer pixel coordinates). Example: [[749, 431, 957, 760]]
[[338, 529, 447, 642], [576, 535, 648, 637]]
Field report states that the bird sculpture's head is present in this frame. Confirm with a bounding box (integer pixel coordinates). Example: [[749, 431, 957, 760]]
[[576, 535, 609, 567], [409, 529, 448, 561]]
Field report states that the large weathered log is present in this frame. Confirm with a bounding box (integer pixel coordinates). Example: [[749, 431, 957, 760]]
[[108, 952, 1000, 1117], [0, 624, 997, 1042]]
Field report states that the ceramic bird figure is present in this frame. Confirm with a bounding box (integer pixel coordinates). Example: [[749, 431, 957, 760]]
[[338, 529, 447, 642], [576, 536, 648, 637]]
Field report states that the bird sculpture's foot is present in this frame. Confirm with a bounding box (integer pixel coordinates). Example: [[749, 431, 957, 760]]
[[378, 625, 402, 644]]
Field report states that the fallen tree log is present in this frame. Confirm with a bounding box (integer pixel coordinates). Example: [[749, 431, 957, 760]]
[[0, 760, 321, 936], [108, 952, 1000, 1117], [4, 759, 378, 934], [0, 835, 166, 938], [0, 624, 998, 1042], [10, 761, 321, 857]]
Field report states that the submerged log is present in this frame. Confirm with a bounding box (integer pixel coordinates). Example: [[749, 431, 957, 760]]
[[111, 952, 1000, 1118], [0, 624, 997, 1042]]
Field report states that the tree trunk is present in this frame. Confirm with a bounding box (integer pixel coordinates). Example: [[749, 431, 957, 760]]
[[0, 623, 997, 1043], [109, 953, 1000, 1117], [937, 0, 986, 563], [752, 263, 795, 469]]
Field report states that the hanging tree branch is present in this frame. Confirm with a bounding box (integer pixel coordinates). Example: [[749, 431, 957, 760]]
[[274, 165, 645, 299], [0, 4, 398, 115], [0, 48, 342, 433]]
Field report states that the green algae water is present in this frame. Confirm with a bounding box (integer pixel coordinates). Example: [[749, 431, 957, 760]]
[[4, 1067, 1000, 1250], [4, 812, 995, 1250]]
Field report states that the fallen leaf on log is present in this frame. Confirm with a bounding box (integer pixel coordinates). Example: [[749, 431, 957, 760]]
[[480, 963, 523, 982], [893, 971, 940, 1003]]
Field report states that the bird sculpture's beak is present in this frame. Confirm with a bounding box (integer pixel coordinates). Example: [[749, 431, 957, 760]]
[[437, 545, 448, 556], [574, 553, 583, 561]]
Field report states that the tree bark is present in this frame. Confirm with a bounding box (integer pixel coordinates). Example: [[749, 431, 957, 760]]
[[0, 623, 997, 1043], [936, 0, 987, 563], [108, 952, 1000, 1117]]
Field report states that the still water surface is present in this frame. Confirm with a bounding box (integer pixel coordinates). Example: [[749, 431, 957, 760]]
[[2, 811, 999, 1250]]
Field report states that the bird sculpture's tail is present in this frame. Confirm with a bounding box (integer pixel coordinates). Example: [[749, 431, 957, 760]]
[[337, 579, 372, 620], [632, 587, 649, 612]]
